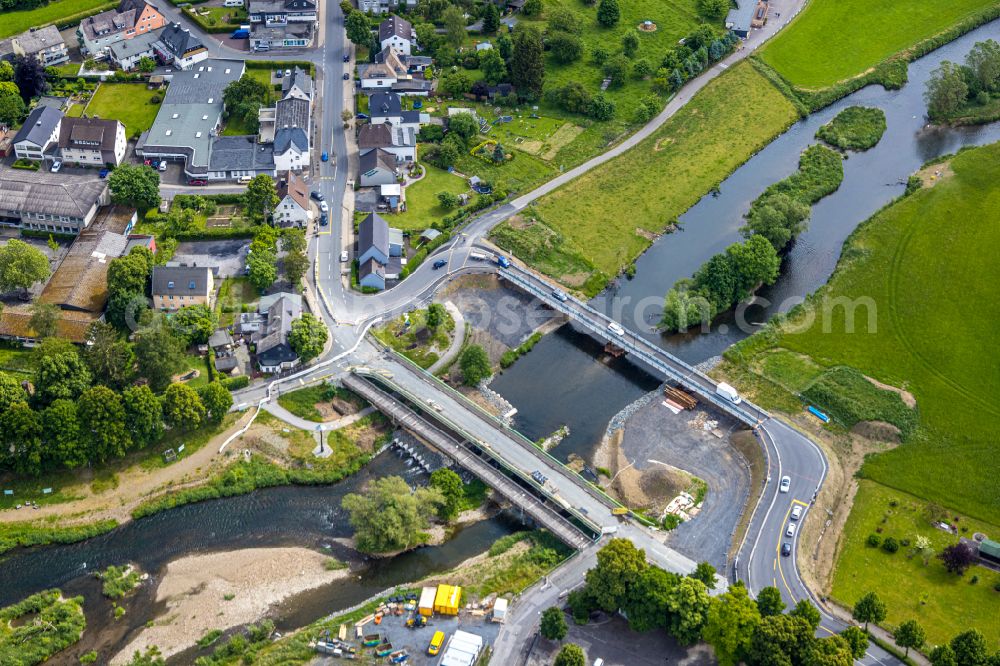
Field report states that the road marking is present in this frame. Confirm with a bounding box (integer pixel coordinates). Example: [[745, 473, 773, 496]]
[[317, 230, 332, 235], [791, 498, 809, 508]]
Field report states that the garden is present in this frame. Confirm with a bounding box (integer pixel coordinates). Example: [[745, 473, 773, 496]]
[[276, 381, 369, 423], [73, 82, 163, 137], [388, 159, 471, 231]]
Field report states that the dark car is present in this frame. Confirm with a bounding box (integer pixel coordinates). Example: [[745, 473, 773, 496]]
[[188, 179, 208, 186], [319, 212, 328, 226], [343, 53, 350, 62], [343, 73, 350, 80], [432, 259, 447, 270], [781, 542, 792, 557], [310, 190, 324, 201], [99, 168, 110, 179]]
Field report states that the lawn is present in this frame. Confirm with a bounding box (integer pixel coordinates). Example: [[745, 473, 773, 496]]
[[82, 82, 162, 136], [372, 307, 455, 369], [757, 0, 999, 89], [0, 0, 114, 39], [176, 352, 211, 390], [216, 277, 258, 327], [0, 344, 35, 382], [832, 481, 1000, 649], [277, 385, 327, 422], [514, 62, 799, 290], [390, 160, 470, 231]]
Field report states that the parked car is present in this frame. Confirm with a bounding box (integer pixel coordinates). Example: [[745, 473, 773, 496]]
[[310, 190, 324, 201], [343, 73, 350, 80], [791, 505, 803, 520], [99, 168, 110, 179], [158, 161, 167, 172], [50, 160, 62, 172], [284, 69, 291, 77], [319, 201, 329, 213], [319, 212, 328, 226], [343, 53, 350, 62], [785, 523, 796, 538], [321, 151, 329, 162], [340, 250, 348, 262], [275, 69, 283, 78], [189, 179, 207, 186], [781, 542, 792, 557], [432, 259, 447, 269], [779, 476, 791, 493]]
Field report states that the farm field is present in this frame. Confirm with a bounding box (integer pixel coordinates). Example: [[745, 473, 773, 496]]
[[757, 0, 998, 89], [0, 0, 113, 38], [512, 62, 798, 288], [831, 481, 1000, 649], [82, 83, 162, 136]]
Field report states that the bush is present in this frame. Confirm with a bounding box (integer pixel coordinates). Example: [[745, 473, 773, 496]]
[[881, 537, 899, 553], [815, 106, 887, 151], [221, 375, 250, 391], [867, 533, 882, 547]]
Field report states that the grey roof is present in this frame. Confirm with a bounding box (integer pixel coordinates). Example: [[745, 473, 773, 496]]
[[274, 127, 308, 155], [249, 0, 314, 12], [378, 15, 412, 43], [254, 292, 301, 365], [259, 291, 301, 312], [59, 116, 122, 162], [108, 29, 161, 61], [151, 265, 212, 296], [358, 123, 392, 150], [391, 79, 434, 94], [0, 170, 106, 219], [13, 106, 63, 147], [359, 257, 385, 281], [400, 109, 422, 124], [118, 0, 153, 13], [359, 147, 396, 175], [275, 96, 310, 131], [209, 135, 275, 172], [391, 125, 416, 147], [726, 0, 756, 33], [388, 227, 403, 248], [162, 60, 243, 104], [159, 23, 204, 57], [282, 66, 313, 99], [249, 22, 313, 43], [369, 91, 401, 118], [404, 55, 432, 66], [14, 26, 64, 56], [79, 6, 137, 42], [420, 228, 442, 241], [208, 328, 234, 348], [358, 212, 389, 257]]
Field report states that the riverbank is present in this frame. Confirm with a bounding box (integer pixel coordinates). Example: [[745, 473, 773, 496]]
[[111, 547, 351, 663]]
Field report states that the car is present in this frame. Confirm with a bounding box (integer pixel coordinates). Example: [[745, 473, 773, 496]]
[[779, 476, 791, 493], [99, 168, 110, 179], [189, 179, 207, 186], [340, 250, 349, 262], [319, 212, 328, 226], [158, 161, 167, 172], [785, 523, 796, 538], [284, 69, 291, 77], [343, 53, 350, 62], [356, 113, 369, 120], [781, 542, 792, 557], [321, 151, 329, 162], [552, 289, 568, 302], [607, 321, 625, 336], [143, 159, 151, 166], [275, 69, 283, 78], [319, 201, 329, 213], [432, 259, 447, 270], [310, 190, 324, 201], [791, 505, 803, 521], [343, 73, 350, 80], [50, 160, 62, 172]]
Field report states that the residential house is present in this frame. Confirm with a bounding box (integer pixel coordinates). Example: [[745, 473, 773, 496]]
[[357, 0, 417, 15], [151, 264, 214, 311], [357, 122, 415, 163], [249, 22, 314, 50], [356, 212, 403, 291], [107, 29, 161, 71], [359, 148, 398, 187], [369, 91, 426, 132], [208, 328, 240, 374], [274, 170, 312, 227], [12, 105, 62, 161], [282, 66, 313, 101], [403, 54, 432, 72], [358, 258, 385, 290], [357, 212, 390, 265], [0, 170, 109, 234], [725, 0, 756, 38], [0, 205, 135, 344], [58, 116, 127, 166], [253, 292, 302, 372], [358, 46, 408, 90], [77, 0, 166, 57], [154, 23, 208, 69], [248, 0, 316, 48], [207, 135, 276, 180], [379, 15, 414, 55], [273, 97, 310, 170], [137, 59, 245, 178], [12, 26, 69, 66]]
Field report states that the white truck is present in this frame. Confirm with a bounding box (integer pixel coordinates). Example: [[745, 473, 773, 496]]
[[715, 382, 742, 404]]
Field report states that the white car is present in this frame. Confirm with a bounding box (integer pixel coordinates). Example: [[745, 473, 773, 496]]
[[791, 505, 803, 521], [607, 321, 625, 336], [158, 161, 167, 172], [779, 476, 791, 493], [319, 201, 329, 213], [340, 250, 348, 262], [50, 160, 62, 172], [785, 522, 797, 537]]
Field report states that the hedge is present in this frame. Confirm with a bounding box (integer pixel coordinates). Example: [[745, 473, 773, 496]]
[[222, 375, 250, 390], [21, 229, 75, 241], [246, 60, 315, 76], [400, 230, 452, 278], [173, 228, 256, 241]]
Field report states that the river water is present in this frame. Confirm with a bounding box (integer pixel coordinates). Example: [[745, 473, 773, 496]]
[[491, 20, 1000, 464]]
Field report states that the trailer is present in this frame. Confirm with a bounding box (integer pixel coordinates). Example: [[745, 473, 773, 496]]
[[362, 633, 381, 647], [375, 642, 394, 657], [390, 649, 409, 663]]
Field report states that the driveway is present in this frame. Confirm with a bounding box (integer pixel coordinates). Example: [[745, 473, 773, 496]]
[[173, 239, 250, 277]]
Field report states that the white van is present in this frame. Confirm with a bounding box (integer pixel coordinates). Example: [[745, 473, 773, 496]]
[[224, 0, 244, 6], [237, 175, 253, 184], [715, 382, 742, 404], [607, 321, 625, 336]]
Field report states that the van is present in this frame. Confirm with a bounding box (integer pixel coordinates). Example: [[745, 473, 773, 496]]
[[224, 0, 244, 6], [428, 631, 445, 656], [237, 175, 253, 184], [607, 321, 625, 336], [715, 382, 742, 404]]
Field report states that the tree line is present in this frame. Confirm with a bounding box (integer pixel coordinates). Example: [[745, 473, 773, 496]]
[[925, 39, 1000, 121]]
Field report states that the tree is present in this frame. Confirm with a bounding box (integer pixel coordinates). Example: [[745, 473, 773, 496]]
[[108, 246, 152, 297], [199, 382, 233, 424], [894, 619, 925, 657], [742, 192, 811, 252], [14, 55, 47, 102], [243, 174, 279, 223], [437, 191, 459, 210], [553, 644, 585, 666], [479, 47, 507, 84], [690, 561, 717, 588], [35, 351, 92, 405], [951, 629, 989, 666], [134, 316, 185, 392], [703, 583, 761, 666], [137, 56, 156, 73], [756, 586, 785, 617], [447, 111, 479, 145], [550, 81, 592, 114], [548, 7, 582, 34], [482, 1, 500, 34], [939, 541, 977, 574], [622, 29, 640, 58], [633, 57, 653, 80], [697, 0, 729, 20], [664, 576, 710, 645], [442, 70, 472, 97], [510, 26, 545, 99], [621, 564, 676, 632], [725, 234, 781, 300], [851, 591, 886, 631], [965, 39, 1000, 91], [427, 141, 460, 169], [346, 10, 372, 46], [496, 32, 514, 60], [282, 228, 309, 286], [789, 599, 821, 631], [248, 252, 278, 291], [78, 386, 130, 462], [109, 164, 160, 210], [931, 645, 958, 666], [289, 313, 328, 363], [124, 647, 166, 666], [443, 5, 467, 48], [459, 344, 491, 385], [1, 402, 42, 476], [428, 468, 464, 520], [223, 76, 270, 133], [586, 538, 647, 612], [603, 54, 630, 86], [549, 31, 583, 63], [0, 81, 26, 126], [0, 371, 27, 413], [802, 636, 854, 666], [29, 302, 59, 339], [0, 238, 50, 294], [163, 382, 206, 430], [660, 283, 714, 332], [925, 61, 969, 120], [341, 476, 444, 552], [83, 322, 135, 389], [540, 606, 568, 641], [521, 0, 541, 16], [839, 626, 868, 660], [748, 614, 814, 666], [41, 399, 85, 469], [596, 0, 619, 26], [0, 61, 13, 82], [122, 385, 162, 448], [170, 304, 217, 346], [426, 302, 446, 329]]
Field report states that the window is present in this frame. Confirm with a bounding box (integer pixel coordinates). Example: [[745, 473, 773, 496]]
[[167, 281, 175, 288], [188, 280, 196, 289]]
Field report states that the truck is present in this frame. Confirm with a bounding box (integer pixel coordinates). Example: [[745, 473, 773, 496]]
[[495, 254, 511, 268], [715, 382, 742, 404], [231, 28, 249, 38], [470, 251, 488, 261]]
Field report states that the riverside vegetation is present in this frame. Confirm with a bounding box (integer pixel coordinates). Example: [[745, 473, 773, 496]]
[[815, 106, 888, 151], [924, 38, 1000, 124], [0, 589, 86, 665]]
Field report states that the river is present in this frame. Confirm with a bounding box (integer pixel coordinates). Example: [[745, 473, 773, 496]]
[[491, 19, 1000, 464]]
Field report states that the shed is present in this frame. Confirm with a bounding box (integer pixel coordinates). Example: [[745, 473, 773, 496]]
[[420, 228, 442, 242], [492, 597, 508, 623], [418, 586, 436, 617], [979, 538, 1000, 564], [434, 584, 461, 615]]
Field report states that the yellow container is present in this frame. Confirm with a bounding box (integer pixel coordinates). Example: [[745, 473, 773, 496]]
[[433, 584, 461, 615]]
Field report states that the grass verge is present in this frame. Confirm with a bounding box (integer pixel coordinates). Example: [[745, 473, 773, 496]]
[[0, 519, 118, 556]]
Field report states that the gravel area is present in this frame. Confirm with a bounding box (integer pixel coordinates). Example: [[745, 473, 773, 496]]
[[443, 274, 560, 349], [172, 239, 250, 277]]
